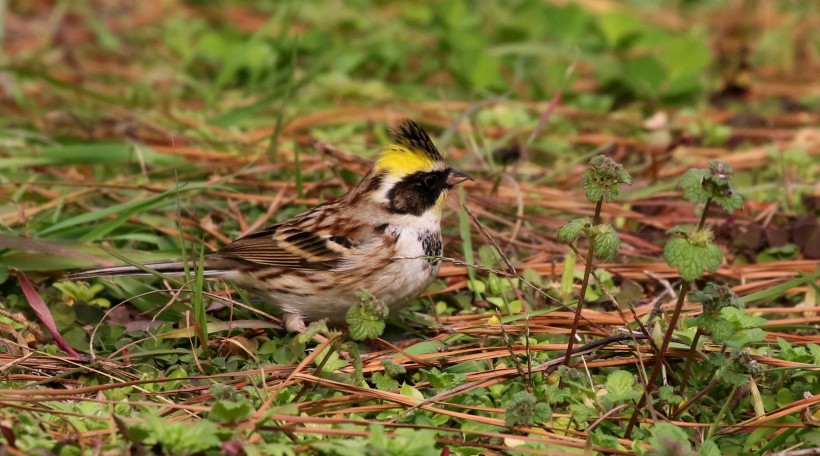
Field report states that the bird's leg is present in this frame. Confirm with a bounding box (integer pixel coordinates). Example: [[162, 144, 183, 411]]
[[286, 315, 333, 351], [283, 313, 307, 333]]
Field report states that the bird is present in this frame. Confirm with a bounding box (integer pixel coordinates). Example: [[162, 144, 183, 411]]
[[69, 119, 471, 333]]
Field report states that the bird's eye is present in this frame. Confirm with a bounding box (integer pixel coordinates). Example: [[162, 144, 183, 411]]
[[423, 175, 438, 188]]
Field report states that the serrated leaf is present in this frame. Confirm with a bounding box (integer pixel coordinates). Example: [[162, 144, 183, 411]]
[[678, 168, 710, 204], [134, 415, 221, 454], [423, 367, 466, 391], [581, 156, 633, 202], [592, 224, 621, 261], [346, 293, 389, 341], [721, 307, 767, 329], [808, 344, 820, 365], [382, 359, 406, 378], [714, 191, 744, 213], [505, 391, 551, 427], [372, 372, 399, 391], [658, 385, 682, 405], [582, 171, 607, 202], [777, 337, 793, 355], [534, 403, 552, 423], [348, 317, 385, 341], [706, 161, 744, 213], [543, 382, 573, 405], [664, 237, 722, 281], [556, 217, 591, 244], [605, 370, 640, 403], [697, 316, 735, 342], [568, 402, 592, 423], [725, 328, 766, 350], [688, 283, 744, 314], [721, 368, 749, 386], [209, 399, 253, 424], [679, 162, 744, 214]]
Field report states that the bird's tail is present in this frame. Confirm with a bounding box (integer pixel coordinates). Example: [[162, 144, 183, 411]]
[[67, 259, 227, 280]]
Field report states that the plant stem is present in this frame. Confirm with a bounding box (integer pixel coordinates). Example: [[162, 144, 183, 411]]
[[562, 197, 604, 367], [624, 282, 691, 438], [671, 377, 718, 420], [697, 197, 713, 231], [677, 327, 703, 397], [701, 344, 727, 386], [624, 196, 715, 438], [707, 384, 738, 441]]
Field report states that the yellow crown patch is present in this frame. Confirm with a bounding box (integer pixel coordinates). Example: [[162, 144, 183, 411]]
[[374, 119, 444, 177], [375, 145, 439, 177]]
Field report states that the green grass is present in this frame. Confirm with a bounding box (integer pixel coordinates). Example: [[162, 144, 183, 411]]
[[1, 1, 820, 455]]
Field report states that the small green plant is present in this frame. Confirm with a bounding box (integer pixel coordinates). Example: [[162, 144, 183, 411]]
[[625, 160, 744, 437], [684, 284, 745, 354], [130, 415, 223, 454], [208, 384, 254, 424], [673, 284, 767, 422], [556, 155, 632, 366], [54, 281, 111, 307], [677, 161, 744, 213], [422, 367, 466, 392], [314, 425, 439, 456], [346, 290, 389, 341], [371, 359, 406, 391], [601, 370, 642, 410], [504, 391, 552, 427], [467, 245, 524, 314]]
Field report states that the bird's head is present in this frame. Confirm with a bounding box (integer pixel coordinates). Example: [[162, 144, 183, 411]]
[[365, 120, 470, 217]]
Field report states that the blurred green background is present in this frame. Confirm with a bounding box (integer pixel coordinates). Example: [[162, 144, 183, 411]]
[[3, 0, 818, 134]]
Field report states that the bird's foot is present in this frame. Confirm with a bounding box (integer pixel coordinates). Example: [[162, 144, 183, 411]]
[[283, 313, 307, 333]]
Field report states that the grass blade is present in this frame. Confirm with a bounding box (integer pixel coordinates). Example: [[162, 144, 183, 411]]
[[17, 271, 80, 358], [192, 242, 208, 351], [38, 184, 206, 238]]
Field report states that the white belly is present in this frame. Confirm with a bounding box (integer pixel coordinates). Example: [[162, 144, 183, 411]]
[[372, 227, 442, 307]]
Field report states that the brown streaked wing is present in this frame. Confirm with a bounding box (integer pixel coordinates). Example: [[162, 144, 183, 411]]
[[213, 225, 355, 270]]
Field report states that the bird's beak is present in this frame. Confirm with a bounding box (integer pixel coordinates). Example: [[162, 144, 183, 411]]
[[446, 168, 472, 187]]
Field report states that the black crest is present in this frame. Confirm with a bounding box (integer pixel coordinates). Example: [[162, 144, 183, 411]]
[[392, 119, 443, 162]]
